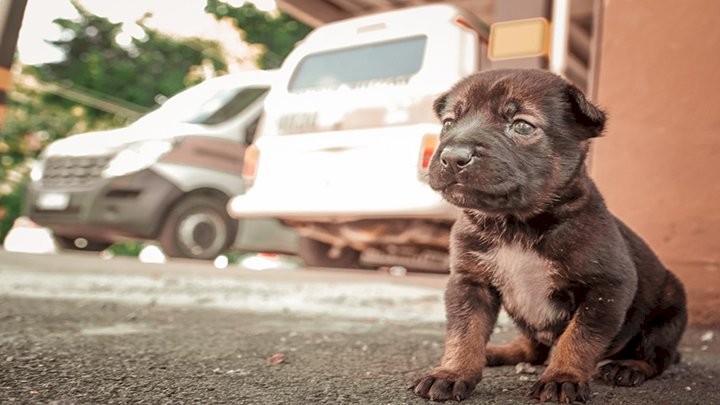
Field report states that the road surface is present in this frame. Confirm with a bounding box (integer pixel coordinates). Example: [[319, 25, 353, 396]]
[[0, 250, 718, 404]]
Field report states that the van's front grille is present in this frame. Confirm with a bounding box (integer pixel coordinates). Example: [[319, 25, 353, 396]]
[[42, 155, 112, 187]]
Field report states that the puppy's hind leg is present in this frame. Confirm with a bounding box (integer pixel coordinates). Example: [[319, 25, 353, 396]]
[[597, 273, 687, 387], [486, 334, 551, 366]]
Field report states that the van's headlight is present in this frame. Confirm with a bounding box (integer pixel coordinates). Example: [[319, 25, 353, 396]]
[[102, 140, 174, 178], [30, 159, 45, 182]]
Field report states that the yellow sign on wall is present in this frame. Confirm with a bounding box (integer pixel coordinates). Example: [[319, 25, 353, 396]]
[[488, 18, 550, 60]]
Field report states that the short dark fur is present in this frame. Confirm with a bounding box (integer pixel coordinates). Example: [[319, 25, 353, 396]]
[[410, 69, 687, 403]]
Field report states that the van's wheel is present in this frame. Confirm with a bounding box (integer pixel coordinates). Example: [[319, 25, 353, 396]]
[[54, 236, 111, 252], [298, 237, 360, 269], [159, 195, 238, 260]]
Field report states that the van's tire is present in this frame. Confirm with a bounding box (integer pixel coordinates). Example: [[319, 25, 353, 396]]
[[54, 235, 111, 252], [159, 195, 238, 260], [298, 237, 360, 269]]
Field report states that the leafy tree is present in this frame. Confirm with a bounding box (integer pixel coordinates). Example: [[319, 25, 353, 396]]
[[31, 0, 227, 110], [205, 0, 311, 69]]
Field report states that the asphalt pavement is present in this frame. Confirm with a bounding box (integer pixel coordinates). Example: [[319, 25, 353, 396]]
[[0, 250, 718, 404]]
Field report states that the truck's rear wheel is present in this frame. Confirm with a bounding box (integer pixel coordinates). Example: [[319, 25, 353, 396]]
[[298, 237, 360, 269], [159, 195, 237, 260]]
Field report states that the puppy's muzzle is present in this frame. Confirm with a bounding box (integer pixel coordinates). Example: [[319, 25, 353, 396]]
[[439, 144, 476, 173]]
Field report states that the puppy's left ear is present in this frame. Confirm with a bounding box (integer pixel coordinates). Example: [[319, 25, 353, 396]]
[[566, 84, 606, 138], [433, 92, 449, 119]]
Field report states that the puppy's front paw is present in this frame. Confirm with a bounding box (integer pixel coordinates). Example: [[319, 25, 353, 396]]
[[595, 360, 652, 387], [410, 368, 479, 402], [529, 379, 591, 403]]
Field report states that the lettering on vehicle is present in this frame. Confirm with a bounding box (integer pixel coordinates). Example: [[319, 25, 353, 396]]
[[277, 112, 318, 133]]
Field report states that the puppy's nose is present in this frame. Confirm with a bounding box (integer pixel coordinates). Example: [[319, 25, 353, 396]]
[[440, 145, 474, 171]]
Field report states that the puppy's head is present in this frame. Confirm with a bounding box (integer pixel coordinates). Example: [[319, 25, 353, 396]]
[[428, 69, 605, 217]]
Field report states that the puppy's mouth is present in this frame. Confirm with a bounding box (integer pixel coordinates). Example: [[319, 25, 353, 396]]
[[439, 181, 521, 209]]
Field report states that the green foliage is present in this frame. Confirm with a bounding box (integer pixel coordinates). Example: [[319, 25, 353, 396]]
[[2, 72, 124, 149], [33, 0, 227, 110], [0, 177, 27, 243], [205, 0, 311, 69], [109, 241, 144, 257]]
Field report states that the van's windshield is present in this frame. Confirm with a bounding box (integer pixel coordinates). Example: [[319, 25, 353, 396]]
[[288, 35, 427, 92], [138, 85, 269, 126]]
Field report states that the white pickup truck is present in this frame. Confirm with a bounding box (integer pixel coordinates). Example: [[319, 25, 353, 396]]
[[228, 4, 492, 271]]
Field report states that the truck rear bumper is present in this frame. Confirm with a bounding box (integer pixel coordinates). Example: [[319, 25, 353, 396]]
[[227, 182, 457, 222]]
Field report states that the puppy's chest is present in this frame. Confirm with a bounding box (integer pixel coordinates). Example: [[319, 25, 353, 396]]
[[475, 243, 569, 329]]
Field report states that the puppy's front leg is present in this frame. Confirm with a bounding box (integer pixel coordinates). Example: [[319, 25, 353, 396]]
[[412, 274, 501, 402], [529, 288, 631, 403]]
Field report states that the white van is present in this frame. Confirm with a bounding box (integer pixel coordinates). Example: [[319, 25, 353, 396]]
[[26, 70, 298, 259], [227, 5, 491, 271]]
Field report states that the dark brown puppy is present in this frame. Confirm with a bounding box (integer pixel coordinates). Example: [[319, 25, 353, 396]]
[[410, 69, 687, 403]]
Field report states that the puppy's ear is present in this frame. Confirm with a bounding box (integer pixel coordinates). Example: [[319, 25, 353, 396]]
[[567, 84, 606, 138], [433, 92, 449, 119]]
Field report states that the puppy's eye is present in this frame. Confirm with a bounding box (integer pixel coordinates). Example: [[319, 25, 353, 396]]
[[511, 120, 535, 136], [442, 118, 455, 132]]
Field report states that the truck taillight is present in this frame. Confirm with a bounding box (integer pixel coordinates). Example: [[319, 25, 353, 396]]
[[419, 134, 439, 170], [243, 144, 260, 181]]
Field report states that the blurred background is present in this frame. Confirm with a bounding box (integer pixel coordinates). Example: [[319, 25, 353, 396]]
[[1, 0, 310, 261], [1, 1, 719, 403], [1, 0, 719, 325]]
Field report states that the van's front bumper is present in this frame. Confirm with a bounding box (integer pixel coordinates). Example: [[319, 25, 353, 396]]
[[26, 169, 183, 242]]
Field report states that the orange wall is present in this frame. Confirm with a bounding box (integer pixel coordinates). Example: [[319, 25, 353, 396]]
[[593, 0, 720, 324]]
